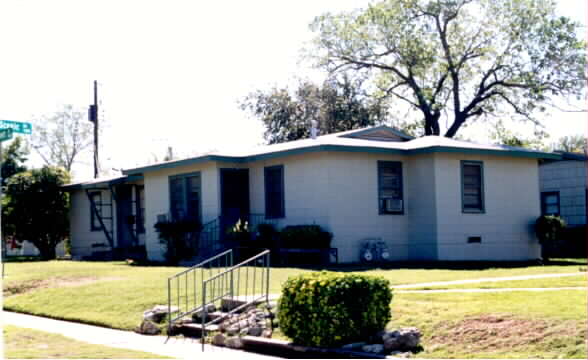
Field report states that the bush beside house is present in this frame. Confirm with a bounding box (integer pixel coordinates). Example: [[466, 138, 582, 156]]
[[278, 271, 392, 347]]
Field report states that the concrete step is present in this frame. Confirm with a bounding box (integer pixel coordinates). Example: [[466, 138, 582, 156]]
[[191, 311, 227, 323], [177, 322, 220, 338]]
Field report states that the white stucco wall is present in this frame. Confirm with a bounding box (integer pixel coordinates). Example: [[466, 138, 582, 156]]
[[69, 189, 116, 259], [434, 154, 541, 261], [539, 160, 587, 226], [143, 162, 219, 261], [249, 152, 410, 263], [405, 155, 438, 260]]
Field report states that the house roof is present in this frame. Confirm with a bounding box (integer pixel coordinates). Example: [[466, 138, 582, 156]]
[[121, 126, 560, 176], [62, 174, 143, 190], [556, 151, 588, 161]]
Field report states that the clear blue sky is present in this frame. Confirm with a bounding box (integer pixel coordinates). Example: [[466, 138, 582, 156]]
[[0, 0, 585, 180]]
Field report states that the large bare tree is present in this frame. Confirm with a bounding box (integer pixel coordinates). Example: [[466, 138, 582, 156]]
[[310, 0, 586, 137]]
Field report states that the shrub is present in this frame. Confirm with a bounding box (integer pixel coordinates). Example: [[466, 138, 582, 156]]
[[279, 225, 332, 249], [278, 271, 393, 347], [255, 223, 277, 248], [154, 218, 201, 265], [535, 215, 566, 261]]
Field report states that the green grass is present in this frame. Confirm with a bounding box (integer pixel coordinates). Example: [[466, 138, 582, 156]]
[[390, 290, 587, 358], [3, 325, 171, 359], [3, 258, 585, 338]]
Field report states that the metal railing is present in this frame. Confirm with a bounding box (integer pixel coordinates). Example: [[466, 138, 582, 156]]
[[200, 249, 270, 350], [167, 249, 233, 333]]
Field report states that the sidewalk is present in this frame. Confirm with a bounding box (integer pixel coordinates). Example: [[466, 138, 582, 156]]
[[3, 312, 280, 359], [397, 286, 586, 294], [391, 272, 583, 289]]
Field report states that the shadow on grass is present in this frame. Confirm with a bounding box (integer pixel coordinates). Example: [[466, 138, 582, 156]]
[[278, 258, 587, 272]]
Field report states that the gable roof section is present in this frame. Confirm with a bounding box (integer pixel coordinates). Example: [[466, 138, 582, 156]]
[[338, 125, 414, 141], [122, 126, 561, 176]]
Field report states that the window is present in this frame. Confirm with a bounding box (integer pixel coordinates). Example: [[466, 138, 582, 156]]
[[541, 191, 560, 216], [136, 186, 145, 233], [378, 161, 404, 214], [89, 191, 102, 231], [169, 173, 201, 221], [265, 165, 284, 219], [461, 161, 485, 213]]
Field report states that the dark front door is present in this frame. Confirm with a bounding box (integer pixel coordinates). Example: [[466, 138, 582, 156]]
[[116, 185, 134, 249], [220, 169, 250, 235]]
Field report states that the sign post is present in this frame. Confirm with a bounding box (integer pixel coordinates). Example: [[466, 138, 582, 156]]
[[0, 121, 32, 277]]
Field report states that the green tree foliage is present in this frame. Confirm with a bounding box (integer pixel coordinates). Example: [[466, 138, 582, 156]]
[[240, 75, 389, 144], [1, 137, 29, 187], [4, 167, 70, 260], [553, 134, 587, 153], [32, 105, 94, 172], [309, 0, 586, 138], [490, 120, 549, 150]]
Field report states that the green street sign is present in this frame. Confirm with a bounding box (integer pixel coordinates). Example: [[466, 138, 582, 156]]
[[0, 120, 32, 134], [0, 129, 12, 142]]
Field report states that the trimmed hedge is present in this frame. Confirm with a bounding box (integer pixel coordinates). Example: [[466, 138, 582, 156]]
[[278, 271, 393, 347], [279, 225, 332, 249]]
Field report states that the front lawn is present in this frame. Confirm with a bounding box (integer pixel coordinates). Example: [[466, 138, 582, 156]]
[[3, 259, 584, 331], [409, 274, 587, 290], [392, 290, 587, 358], [3, 258, 586, 359], [3, 325, 170, 359]]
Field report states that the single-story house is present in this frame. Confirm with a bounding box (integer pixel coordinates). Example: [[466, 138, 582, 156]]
[[64, 125, 559, 263], [539, 151, 587, 227]]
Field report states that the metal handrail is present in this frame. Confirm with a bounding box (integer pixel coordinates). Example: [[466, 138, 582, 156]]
[[169, 249, 232, 279], [200, 249, 271, 351]]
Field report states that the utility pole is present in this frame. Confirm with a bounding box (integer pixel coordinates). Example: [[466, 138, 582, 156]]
[[88, 80, 99, 178]]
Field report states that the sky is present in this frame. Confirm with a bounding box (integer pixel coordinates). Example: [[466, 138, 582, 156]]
[[0, 0, 586, 181]]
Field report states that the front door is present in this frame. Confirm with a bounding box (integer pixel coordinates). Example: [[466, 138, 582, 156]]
[[116, 185, 134, 249], [220, 169, 250, 236]]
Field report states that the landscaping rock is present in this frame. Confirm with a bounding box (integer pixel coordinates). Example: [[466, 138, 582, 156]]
[[261, 329, 272, 338], [389, 350, 412, 358], [247, 326, 263, 337], [383, 327, 421, 351], [362, 344, 385, 354], [225, 336, 244, 349], [135, 320, 161, 335], [212, 333, 226, 347], [226, 324, 240, 336], [143, 305, 178, 323]]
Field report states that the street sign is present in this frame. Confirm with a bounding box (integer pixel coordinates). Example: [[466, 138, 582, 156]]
[[0, 129, 13, 142], [0, 120, 32, 134]]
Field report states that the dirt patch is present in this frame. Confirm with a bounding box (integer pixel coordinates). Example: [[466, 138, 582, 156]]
[[3, 277, 123, 297], [429, 314, 585, 352]]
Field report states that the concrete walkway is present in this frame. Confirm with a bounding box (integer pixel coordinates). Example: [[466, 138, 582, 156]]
[[397, 286, 586, 294], [391, 272, 584, 289], [3, 312, 280, 359]]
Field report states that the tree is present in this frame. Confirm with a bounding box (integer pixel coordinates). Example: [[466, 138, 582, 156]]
[[240, 75, 389, 144], [1, 137, 29, 187], [309, 0, 586, 138], [552, 134, 587, 153], [490, 120, 549, 150], [4, 166, 70, 260], [32, 104, 94, 172]]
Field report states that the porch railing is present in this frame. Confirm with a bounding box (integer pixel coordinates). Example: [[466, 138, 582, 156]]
[[200, 249, 270, 350], [167, 249, 233, 333]]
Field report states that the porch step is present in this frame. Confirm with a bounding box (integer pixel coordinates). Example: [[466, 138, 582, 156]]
[[191, 311, 227, 323], [176, 323, 220, 338], [220, 298, 250, 312]]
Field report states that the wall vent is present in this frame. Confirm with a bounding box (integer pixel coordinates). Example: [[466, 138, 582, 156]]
[[467, 236, 482, 243]]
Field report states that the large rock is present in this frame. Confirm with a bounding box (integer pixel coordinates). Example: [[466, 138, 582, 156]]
[[225, 336, 244, 349], [212, 333, 226, 346], [247, 326, 263, 337], [135, 320, 161, 335], [143, 305, 179, 323], [382, 327, 421, 351]]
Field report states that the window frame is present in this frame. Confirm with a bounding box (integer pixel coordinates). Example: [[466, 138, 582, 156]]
[[264, 165, 285, 219], [377, 161, 404, 215], [168, 172, 202, 222], [540, 191, 560, 217], [460, 160, 485, 214], [89, 191, 102, 231], [135, 185, 145, 234]]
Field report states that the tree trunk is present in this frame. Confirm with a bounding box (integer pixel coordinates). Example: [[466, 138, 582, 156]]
[[35, 241, 57, 260]]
